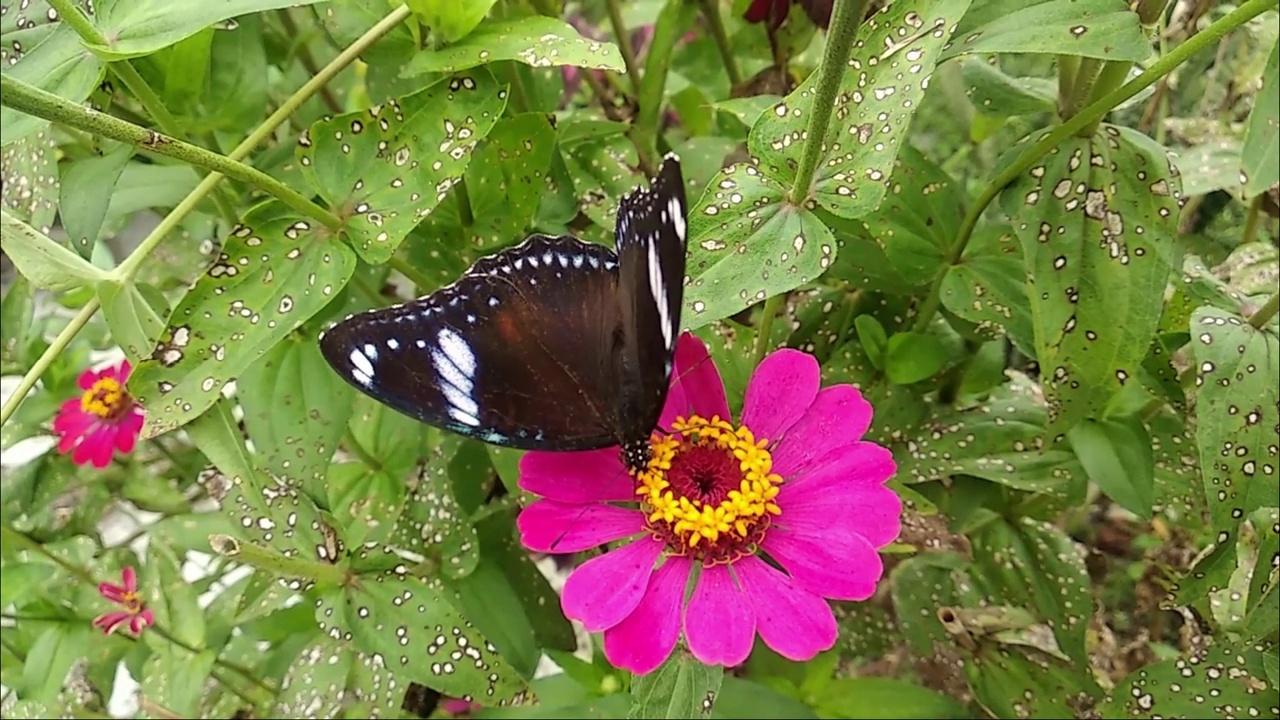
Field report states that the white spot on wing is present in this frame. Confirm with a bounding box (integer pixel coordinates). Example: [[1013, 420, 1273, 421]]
[[668, 197, 686, 241], [647, 239, 673, 347], [348, 348, 375, 387], [430, 327, 480, 426]]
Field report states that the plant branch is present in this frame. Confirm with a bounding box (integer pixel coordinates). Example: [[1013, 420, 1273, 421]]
[[0, 4, 414, 429], [700, 0, 742, 86], [789, 0, 868, 203], [633, 0, 700, 174], [751, 294, 785, 367], [606, 0, 642, 95], [276, 8, 344, 114], [1248, 293, 1278, 330], [1, 75, 339, 230], [910, 0, 1277, 334]]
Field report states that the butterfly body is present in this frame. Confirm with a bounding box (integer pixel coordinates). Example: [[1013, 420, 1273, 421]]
[[318, 155, 688, 472]]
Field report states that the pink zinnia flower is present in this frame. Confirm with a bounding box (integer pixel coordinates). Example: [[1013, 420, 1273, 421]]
[[517, 332, 901, 674], [441, 697, 482, 716], [92, 566, 154, 635], [52, 359, 145, 468]]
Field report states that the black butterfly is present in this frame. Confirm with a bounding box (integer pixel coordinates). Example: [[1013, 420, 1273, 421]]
[[318, 155, 688, 472]]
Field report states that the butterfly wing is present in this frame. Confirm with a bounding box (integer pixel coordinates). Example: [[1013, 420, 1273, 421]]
[[613, 154, 689, 442], [318, 235, 624, 451]]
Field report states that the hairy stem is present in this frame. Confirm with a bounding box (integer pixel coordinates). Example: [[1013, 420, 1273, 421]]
[[1248, 292, 1279, 331], [751, 294, 785, 367], [1, 75, 339, 229], [789, 0, 868, 203], [633, 0, 700, 175], [0, 4, 414, 429], [606, 0, 643, 95], [701, 0, 742, 86], [910, 0, 1276, 334], [1242, 194, 1263, 245]]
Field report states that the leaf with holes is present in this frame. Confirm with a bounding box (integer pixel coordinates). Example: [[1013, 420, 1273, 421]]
[[97, 279, 166, 365], [748, 0, 972, 222], [1176, 138, 1243, 198], [402, 15, 624, 75], [347, 394, 425, 479], [1189, 306, 1280, 534], [559, 128, 643, 236], [1, 209, 111, 291], [943, 0, 1152, 62], [128, 202, 356, 437], [315, 570, 531, 707], [275, 637, 405, 718], [85, 0, 328, 58], [326, 463, 408, 549], [823, 144, 959, 293], [1149, 410, 1203, 518], [238, 336, 355, 494], [389, 439, 480, 580], [890, 552, 969, 656], [628, 650, 723, 719], [684, 161, 835, 328], [297, 70, 507, 265], [1242, 40, 1279, 199], [0, 24, 103, 145], [999, 125, 1179, 434], [961, 57, 1056, 118], [940, 225, 1035, 355], [893, 373, 1084, 494], [964, 636, 1101, 718], [1, 130, 59, 234], [1098, 640, 1278, 719]]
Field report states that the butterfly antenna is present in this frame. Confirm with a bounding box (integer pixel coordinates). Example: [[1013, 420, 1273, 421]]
[[656, 349, 722, 435], [548, 505, 591, 552]]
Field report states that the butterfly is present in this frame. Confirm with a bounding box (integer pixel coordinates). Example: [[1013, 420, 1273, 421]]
[[318, 154, 689, 472]]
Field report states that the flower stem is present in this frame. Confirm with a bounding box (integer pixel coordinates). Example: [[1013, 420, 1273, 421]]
[[606, 0, 642, 95], [1, 74, 339, 230], [789, 0, 869, 203], [388, 254, 434, 294], [0, 4, 414, 430], [909, 0, 1276, 334], [700, 0, 742, 86], [633, 0, 699, 175], [1242, 194, 1263, 245], [209, 534, 347, 588], [751, 294, 785, 367], [1248, 293, 1279, 330]]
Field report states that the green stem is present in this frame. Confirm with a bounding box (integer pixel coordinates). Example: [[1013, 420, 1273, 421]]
[[1061, 57, 1104, 119], [910, 0, 1276, 334], [1077, 60, 1136, 135], [209, 533, 346, 589], [1242, 194, 1263, 245], [1248, 293, 1278, 331], [388, 254, 434, 294], [1, 75, 339, 230], [606, 0, 642, 95], [751, 294, 785, 367], [633, 0, 700, 175], [344, 428, 383, 470], [276, 8, 344, 114], [789, 0, 868, 203], [700, 0, 742, 86], [1056, 54, 1079, 109], [0, 4, 414, 429], [0, 298, 99, 426]]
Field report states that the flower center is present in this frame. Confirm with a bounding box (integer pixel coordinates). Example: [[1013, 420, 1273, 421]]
[[80, 377, 132, 420], [120, 591, 144, 614], [632, 415, 783, 564]]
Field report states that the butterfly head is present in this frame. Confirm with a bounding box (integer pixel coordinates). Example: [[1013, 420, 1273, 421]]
[[622, 438, 653, 475]]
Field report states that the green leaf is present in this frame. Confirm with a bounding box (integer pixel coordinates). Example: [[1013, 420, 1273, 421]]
[[97, 279, 166, 365], [942, 0, 1153, 62], [1, 131, 59, 234], [326, 462, 408, 548], [1241, 40, 1279, 199], [893, 373, 1084, 494], [628, 650, 724, 719], [403, 15, 625, 75], [1, 274, 36, 369], [0, 563, 56, 610], [21, 624, 92, 703], [1176, 138, 1243, 198], [750, 0, 974, 222], [87, 0, 328, 59], [960, 57, 1056, 118], [57, 141, 133, 258], [711, 677, 816, 719], [1190, 306, 1280, 533], [684, 162, 835, 328], [1067, 417, 1155, 517], [885, 331, 950, 385], [141, 643, 219, 718], [408, 0, 495, 44], [143, 543, 208, 648], [0, 208, 111, 290], [1099, 641, 1279, 719], [275, 636, 404, 717], [964, 635, 1100, 718], [389, 443, 482, 580], [940, 225, 1035, 354], [890, 553, 969, 656], [999, 125, 1179, 433], [238, 335, 355, 495], [316, 571, 530, 706], [0, 24, 104, 146], [854, 314, 888, 369], [811, 678, 970, 719], [298, 69, 507, 265], [347, 394, 424, 479], [129, 201, 357, 437]]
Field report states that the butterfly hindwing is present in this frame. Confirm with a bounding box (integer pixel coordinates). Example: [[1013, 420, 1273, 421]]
[[319, 235, 624, 450], [614, 154, 689, 441]]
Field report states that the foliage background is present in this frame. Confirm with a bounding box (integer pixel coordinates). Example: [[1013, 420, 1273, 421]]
[[0, 0, 1277, 718]]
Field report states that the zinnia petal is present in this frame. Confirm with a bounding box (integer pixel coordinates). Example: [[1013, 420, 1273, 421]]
[[93, 611, 129, 635], [77, 368, 101, 390], [561, 537, 664, 632], [518, 500, 644, 553], [73, 427, 115, 468], [602, 557, 690, 674], [776, 444, 901, 547], [735, 555, 837, 661], [684, 564, 755, 667], [741, 349, 820, 442], [762, 524, 884, 601], [121, 566, 138, 592], [115, 415, 142, 454], [519, 448, 635, 503], [98, 581, 127, 603], [667, 333, 731, 423], [772, 385, 875, 477]]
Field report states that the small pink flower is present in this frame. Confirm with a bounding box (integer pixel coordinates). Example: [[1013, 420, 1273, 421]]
[[517, 332, 901, 674], [441, 697, 482, 716], [92, 566, 154, 636], [52, 359, 145, 468]]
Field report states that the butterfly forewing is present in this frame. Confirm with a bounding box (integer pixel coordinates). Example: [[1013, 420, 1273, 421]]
[[319, 235, 624, 451], [613, 154, 689, 442]]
